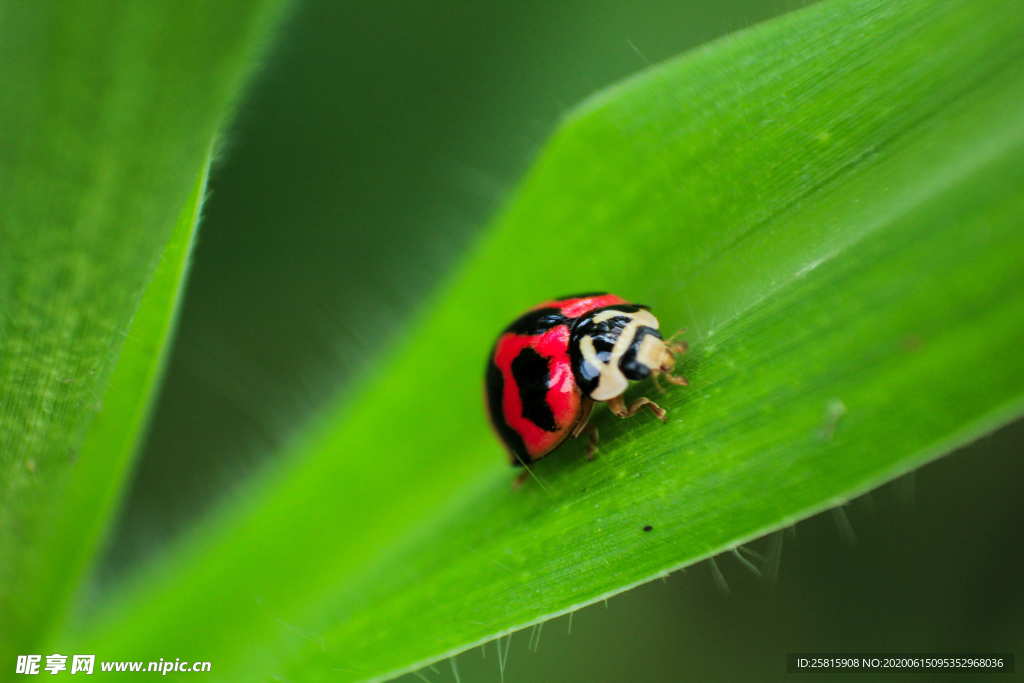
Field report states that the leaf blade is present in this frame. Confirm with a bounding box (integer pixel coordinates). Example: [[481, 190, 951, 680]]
[[22, 156, 211, 647], [0, 0, 285, 656]]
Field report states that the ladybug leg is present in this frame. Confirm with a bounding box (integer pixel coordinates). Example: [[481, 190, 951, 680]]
[[651, 372, 665, 394], [570, 398, 595, 438], [513, 470, 529, 488], [608, 395, 667, 422], [663, 331, 688, 385], [583, 423, 599, 460], [569, 399, 600, 460], [668, 336, 688, 361]]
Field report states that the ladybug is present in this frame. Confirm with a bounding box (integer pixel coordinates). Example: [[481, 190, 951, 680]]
[[485, 292, 687, 469]]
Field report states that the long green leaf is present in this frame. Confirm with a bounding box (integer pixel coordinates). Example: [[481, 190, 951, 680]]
[[72, 0, 1024, 680], [18, 157, 211, 649], [0, 0, 284, 658]]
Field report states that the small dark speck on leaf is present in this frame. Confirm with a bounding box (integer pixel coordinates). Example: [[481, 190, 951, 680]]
[[643, 525, 653, 532]]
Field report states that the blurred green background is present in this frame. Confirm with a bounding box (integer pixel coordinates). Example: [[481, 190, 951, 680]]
[[97, 0, 1022, 679]]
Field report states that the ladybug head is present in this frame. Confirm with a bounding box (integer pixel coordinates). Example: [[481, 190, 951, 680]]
[[569, 305, 677, 402]]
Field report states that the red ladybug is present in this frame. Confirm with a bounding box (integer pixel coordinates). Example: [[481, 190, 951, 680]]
[[485, 292, 687, 468]]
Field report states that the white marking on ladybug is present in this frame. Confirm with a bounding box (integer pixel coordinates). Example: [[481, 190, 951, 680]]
[[634, 332, 665, 371], [582, 308, 663, 401], [580, 334, 629, 401]]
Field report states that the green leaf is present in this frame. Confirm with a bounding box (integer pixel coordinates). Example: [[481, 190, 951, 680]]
[[14, 159, 210, 649], [0, 0, 284, 658], [71, 0, 1024, 680]]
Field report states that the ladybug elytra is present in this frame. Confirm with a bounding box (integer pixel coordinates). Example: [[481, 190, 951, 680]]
[[485, 292, 687, 468]]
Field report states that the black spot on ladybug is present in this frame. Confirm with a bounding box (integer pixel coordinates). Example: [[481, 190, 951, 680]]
[[485, 357, 530, 466], [504, 308, 567, 336], [555, 291, 607, 300], [620, 326, 662, 380], [591, 333, 616, 360], [511, 347, 559, 432], [573, 313, 633, 356], [643, 525, 653, 532], [575, 359, 601, 396], [569, 310, 636, 390]]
